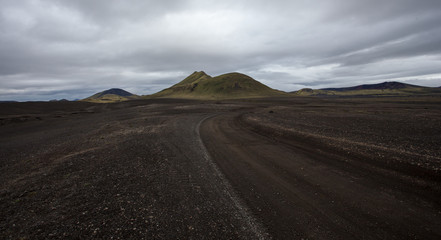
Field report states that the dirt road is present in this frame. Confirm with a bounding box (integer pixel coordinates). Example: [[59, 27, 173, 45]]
[[201, 111, 441, 239]]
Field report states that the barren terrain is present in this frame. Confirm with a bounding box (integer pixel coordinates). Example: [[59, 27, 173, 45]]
[[1, 97, 440, 239]]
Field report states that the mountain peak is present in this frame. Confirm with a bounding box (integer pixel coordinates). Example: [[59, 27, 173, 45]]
[[172, 71, 212, 87], [97, 88, 133, 98], [82, 88, 138, 103], [188, 71, 211, 79], [192, 70, 208, 76], [151, 71, 284, 99]]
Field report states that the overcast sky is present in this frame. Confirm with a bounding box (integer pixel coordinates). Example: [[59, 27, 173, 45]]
[[1, 0, 441, 101]]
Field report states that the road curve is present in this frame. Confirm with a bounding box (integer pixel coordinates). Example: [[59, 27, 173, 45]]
[[200, 112, 441, 240], [1, 103, 273, 239], [143, 112, 271, 239]]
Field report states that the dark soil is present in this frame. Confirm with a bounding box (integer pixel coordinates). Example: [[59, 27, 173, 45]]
[[1, 97, 440, 239]]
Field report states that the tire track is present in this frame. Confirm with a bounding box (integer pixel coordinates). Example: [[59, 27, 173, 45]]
[[196, 114, 270, 240]]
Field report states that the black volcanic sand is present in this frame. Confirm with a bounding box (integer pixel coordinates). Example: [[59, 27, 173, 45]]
[[1, 97, 440, 239]]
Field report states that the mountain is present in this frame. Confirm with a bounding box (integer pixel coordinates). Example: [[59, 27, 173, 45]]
[[292, 81, 441, 96], [82, 88, 139, 103], [149, 71, 285, 99], [322, 81, 417, 91]]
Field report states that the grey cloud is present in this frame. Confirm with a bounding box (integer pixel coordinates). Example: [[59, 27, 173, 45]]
[[322, 0, 441, 23], [61, 0, 185, 25], [0, 0, 440, 101], [335, 26, 441, 66]]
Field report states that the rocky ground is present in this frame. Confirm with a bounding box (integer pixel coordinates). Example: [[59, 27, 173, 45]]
[[241, 97, 441, 176], [1, 97, 440, 239], [202, 97, 441, 239]]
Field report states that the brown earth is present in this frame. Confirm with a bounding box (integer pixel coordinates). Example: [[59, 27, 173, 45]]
[[1, 97, 440, 239]]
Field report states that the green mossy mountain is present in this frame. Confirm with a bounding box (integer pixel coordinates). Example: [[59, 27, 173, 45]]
[[149, 71, 285, 99], [83, 88, 139, 103]]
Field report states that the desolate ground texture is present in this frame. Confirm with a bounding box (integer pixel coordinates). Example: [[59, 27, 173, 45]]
[[1, 97, 440, 239]]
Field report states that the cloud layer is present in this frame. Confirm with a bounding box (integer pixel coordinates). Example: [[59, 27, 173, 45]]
[[1, 0, 441, 100]]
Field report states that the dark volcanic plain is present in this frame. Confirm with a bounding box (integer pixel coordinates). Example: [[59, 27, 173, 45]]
[[1, 97, 440, 239]]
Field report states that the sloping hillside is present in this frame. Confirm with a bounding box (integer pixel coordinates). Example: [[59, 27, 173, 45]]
[[150, 71, 285, 99]]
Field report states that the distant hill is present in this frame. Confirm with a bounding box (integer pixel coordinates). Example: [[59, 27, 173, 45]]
[[322, 82, 419, 91], [49, 99, 69, 102], [149, 71, 285, 99], [82, 88, 139, 103], [292, 81, 441, 96]]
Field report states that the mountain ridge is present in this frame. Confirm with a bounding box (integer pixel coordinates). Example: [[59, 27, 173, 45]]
[[293, 81, 441, 96], [149, 71, 285, 99], [82, 73, 441, 103], [321, 81, 423, 91]]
